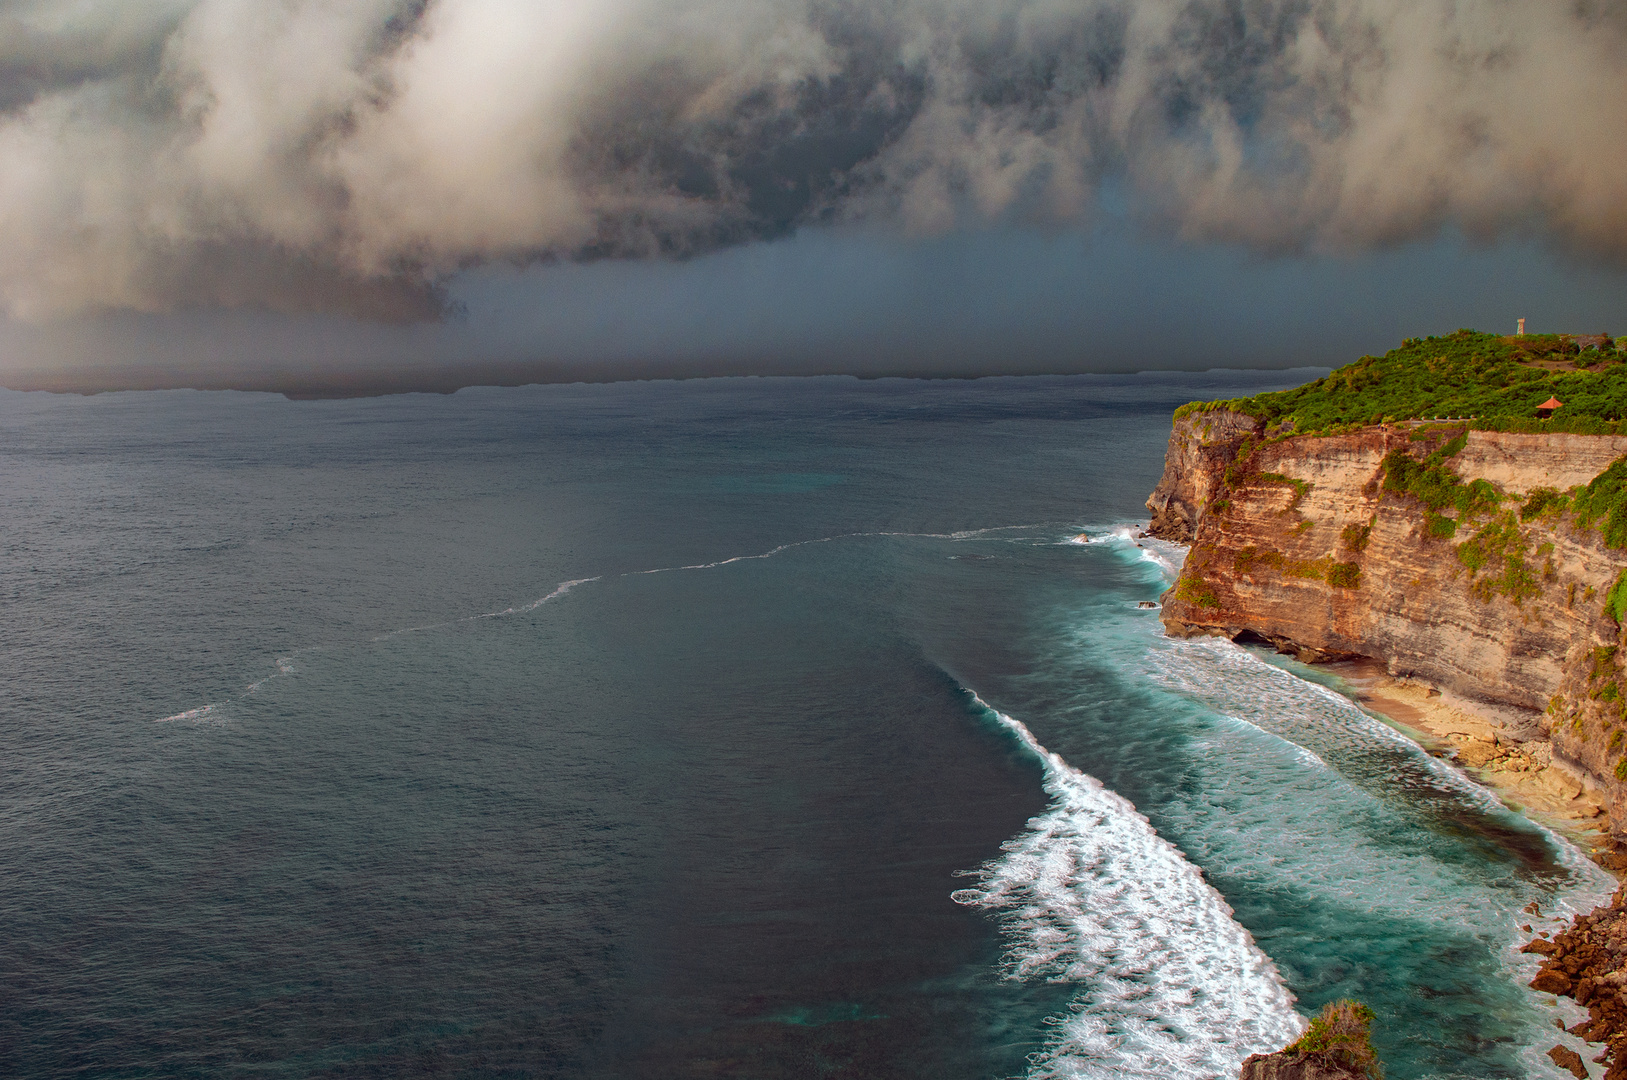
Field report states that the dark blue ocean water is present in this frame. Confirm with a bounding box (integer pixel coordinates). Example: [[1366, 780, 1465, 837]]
[[0, 375, 1610, 1080]]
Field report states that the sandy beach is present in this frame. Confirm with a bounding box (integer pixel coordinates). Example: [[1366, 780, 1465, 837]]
[[1328, 659, 1625, 870]]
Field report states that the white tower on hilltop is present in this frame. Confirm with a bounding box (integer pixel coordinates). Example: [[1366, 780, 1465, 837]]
[[1518, 318, 1526, 335]]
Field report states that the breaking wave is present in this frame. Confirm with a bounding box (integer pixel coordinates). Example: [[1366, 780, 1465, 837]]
[[952, 691, 1303, 1080]]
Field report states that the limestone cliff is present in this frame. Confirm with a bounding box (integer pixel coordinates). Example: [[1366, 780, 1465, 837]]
[[1148, 409, 1627, 832]]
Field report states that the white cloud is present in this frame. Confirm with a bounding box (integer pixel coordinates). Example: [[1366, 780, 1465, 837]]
[[0, 0, 1622, 320]]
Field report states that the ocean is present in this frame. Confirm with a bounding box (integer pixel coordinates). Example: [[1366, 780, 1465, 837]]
[[0, 373, 1612, 1080]]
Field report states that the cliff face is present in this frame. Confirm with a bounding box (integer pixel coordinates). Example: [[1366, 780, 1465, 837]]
[[1149, 410, 1627, 829], [1146, 407, 1261, 541], [1553, 613, 1627, 825]]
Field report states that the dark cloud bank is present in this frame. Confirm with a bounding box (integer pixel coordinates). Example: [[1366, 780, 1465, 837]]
[[2, 0, 1625, 392]]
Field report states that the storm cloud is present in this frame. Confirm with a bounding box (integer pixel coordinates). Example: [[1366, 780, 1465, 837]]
[[3, 0, 1625, 321]]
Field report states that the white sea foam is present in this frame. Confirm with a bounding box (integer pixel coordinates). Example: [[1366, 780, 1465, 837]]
[[1067, 523, 1185, 579], [1151, 634, 1620, 910], [245, 655, 297, 693], [484, 576, 602, 616], [1137, 632, 1618, 1076], [954, 693, 1304, 1080], [375, 575, 606, 641], [633, 541, 831, 574], [1136, 535, 1188, 578], [156, 703, 219, 723], [1151, 638, 1512, 814], [217, 526, 1051, 723], [1081, 525, 1141, 545], [630, 523, 1055, 576]]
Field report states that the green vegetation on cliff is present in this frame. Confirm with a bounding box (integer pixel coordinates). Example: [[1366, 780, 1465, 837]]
[[1375, 428, 1553, 607], [1379, 430, 1498, 524], [1283, 999, 1383, 1080], [1573, 459, 1627, 548], [1503, 459, 1627, 551], [1177, 330, 1627, 434]]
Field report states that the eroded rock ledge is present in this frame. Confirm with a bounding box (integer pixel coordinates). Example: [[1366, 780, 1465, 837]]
[[1147, 410, 1627, 837]]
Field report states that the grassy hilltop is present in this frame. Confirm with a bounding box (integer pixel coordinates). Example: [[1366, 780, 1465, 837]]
[[1181, 330, 1627, 435]]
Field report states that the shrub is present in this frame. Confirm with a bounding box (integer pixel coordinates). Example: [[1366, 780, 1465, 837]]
[[1234, 546, 1263, 574], [1256, 472, 1312, 510], [1166, 329, 1627, 435], [1176, 574, 1221, 609], [1456, 513, 1541, 605], [1285, 1000, 1383, 1080], [1341, 519, 1374, 552], [1607, 570, 1627, 624], [1381, 442, 1497, 521], [1592, 646, 1619, 682], [1425, 513, 1458, 539], [1519, 487, 1569, 520], [1327, 562, 1362, 588], [1573, 458, 1627, 548]]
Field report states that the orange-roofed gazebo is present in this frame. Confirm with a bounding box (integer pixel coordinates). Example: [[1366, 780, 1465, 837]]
[[1537, 397, 1563, 418]]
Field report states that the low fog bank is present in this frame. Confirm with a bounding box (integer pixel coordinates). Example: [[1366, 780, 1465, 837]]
[[2, 226, 1621, 396]]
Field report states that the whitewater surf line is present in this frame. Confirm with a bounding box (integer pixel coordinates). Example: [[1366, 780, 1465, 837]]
[[952, 689, 1304, 1079], [155, 703, 221, 723], [153, 525, 1062, 722]]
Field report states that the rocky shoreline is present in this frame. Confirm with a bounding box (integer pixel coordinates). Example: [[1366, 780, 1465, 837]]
[[1132, 523, 1627, 1076], [1526, 887, 1627, 1079], [1218, 655, 1627, 1078], [1136, 406, 1627, 1076], [1353, 666, 1627, 1077]]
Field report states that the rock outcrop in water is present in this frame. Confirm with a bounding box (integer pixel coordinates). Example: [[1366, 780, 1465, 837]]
[[1235, 999, 1382, 1080], [1237, 1053, 1367, 1080], [1147, 408, 1627, 835], [1525, 886, 1627, 1077]]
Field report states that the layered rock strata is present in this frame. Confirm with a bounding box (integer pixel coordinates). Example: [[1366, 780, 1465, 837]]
[[1147, 410, 1627, 833]]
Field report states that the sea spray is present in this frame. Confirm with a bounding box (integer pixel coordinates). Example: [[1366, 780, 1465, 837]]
[[952, 692, 1304, 1079]]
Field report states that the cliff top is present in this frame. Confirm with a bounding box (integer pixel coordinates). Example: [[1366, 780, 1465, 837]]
[[1180, 330, 1627, 436]]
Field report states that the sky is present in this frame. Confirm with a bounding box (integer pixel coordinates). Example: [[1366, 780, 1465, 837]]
[[1, 0, 1624, 392]]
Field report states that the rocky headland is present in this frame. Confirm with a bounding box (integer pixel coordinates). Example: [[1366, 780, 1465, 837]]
[[1146, 331, 1627, 1078], [1148, 409, 1627, 839]]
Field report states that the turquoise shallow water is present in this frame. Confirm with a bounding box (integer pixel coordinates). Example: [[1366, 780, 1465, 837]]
[[0, 374, 1610, 1079]]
